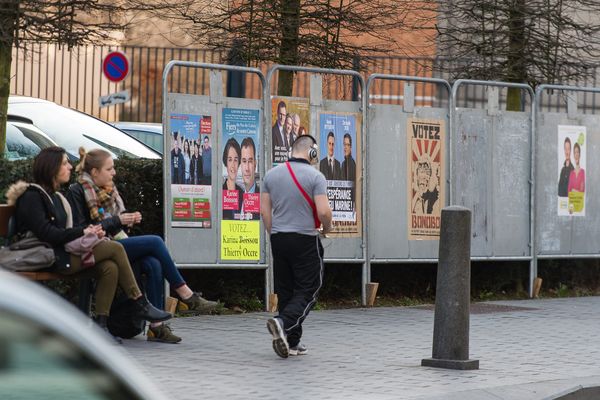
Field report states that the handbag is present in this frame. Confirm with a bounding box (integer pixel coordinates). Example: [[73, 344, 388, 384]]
[[0, 232, 56, 272]]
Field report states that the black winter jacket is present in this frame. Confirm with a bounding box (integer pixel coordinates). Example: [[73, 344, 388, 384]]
[[15, 186, 84, 271], [67, 182, 124, 237]]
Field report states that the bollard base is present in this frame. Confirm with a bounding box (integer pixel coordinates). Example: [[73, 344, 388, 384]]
[[421, 357, 479, 370]]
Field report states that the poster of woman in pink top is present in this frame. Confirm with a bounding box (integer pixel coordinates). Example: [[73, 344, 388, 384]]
[[557, 125, 586, 216]]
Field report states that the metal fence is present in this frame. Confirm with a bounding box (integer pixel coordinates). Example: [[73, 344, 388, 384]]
[[10, 44, 600, 123]]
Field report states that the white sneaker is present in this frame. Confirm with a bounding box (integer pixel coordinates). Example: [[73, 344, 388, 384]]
[[266, 318, 289, 358], [289, 342, 308, 356]]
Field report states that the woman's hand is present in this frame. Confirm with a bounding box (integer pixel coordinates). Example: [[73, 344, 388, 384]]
[[119, 212, 142, 227], [83, 224, 104, 237]]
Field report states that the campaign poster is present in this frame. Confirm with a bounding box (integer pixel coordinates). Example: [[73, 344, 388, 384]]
[[221, 107, 261, 260], [169, 113, 213, 228], [271, 97, 310, 165], [407, 118, 445, 240], [318, 112, 362, 236], [557, 125, 586, 216]]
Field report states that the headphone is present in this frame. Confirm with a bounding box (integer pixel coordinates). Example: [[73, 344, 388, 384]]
[[289, 135, 318, 162]]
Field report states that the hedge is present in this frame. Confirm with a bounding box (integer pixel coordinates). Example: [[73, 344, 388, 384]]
[[0, 157, 164, 237]]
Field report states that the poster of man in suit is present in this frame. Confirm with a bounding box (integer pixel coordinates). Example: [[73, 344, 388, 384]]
[[318, 112, 362, 236], [270, 97, 309, 165]]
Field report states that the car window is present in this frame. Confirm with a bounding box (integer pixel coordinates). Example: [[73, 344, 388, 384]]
[[121, 129, 163, 154], [5, 123, 43, 160], [8, 102, 159, 159], [0, 310, 144, 400]]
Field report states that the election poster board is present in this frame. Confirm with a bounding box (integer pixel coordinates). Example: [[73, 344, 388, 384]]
[[407, 118, 445, 240], [169, 114, 213, 228], [318, 112, 362, 237], [557, 125, 586, 216], [220, 107, 261, 260], [271, 97, 310, 165]]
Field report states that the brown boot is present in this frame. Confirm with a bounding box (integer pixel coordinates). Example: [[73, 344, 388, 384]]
[[178, 292, 218, 315]]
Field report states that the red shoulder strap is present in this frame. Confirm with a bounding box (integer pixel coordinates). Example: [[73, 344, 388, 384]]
[[285, 162, 320, 229]]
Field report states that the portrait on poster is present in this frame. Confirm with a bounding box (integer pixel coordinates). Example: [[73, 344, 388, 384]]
[[407, 118, 445, 240], [271, 97, 310, 165], [557, 125, 586, 216], [220, 107, 261, 261], [221, 108, 261, 222], [318, 112, 362, 236], [169, 113, 213, 228]]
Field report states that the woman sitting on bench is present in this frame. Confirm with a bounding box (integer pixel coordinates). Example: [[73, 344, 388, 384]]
[[7, 147, 171, 342], [68, 147, 218, 342]]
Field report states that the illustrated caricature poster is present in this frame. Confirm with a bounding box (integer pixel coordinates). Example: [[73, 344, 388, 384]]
[[271, 97, 310, 165], [220, 108, 261, 260], [557, 125, 586, 216], [407, 118, 445, 240], [318, 112, 362, 236], [169, 114, 212, 228]]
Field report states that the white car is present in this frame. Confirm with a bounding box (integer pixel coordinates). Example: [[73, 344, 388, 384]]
[[4, 119, 60, 161], [0, 269, 168, 400], [8, 96, 160, 160]]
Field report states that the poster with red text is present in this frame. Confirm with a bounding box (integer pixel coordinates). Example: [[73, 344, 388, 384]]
[[169, 113, 212, 228], [407, 118, 445, 240]]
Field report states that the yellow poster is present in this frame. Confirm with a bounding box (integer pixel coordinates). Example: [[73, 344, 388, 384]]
[[407, 118, 445, 240], [220, 220, 260, 260]]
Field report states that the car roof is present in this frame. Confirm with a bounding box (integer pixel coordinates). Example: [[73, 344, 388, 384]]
[[112, 121, 163, 134], [7, 96, 161, 159], [0, 269, 168, 400]]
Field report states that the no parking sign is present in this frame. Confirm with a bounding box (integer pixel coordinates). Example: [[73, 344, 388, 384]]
[[102, 51, 129, 83]]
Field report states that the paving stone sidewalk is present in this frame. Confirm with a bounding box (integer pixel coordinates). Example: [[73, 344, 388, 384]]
[[120, 296, 600, 400]]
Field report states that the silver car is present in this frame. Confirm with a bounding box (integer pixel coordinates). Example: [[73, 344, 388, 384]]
[[8, 96, 160, 160], [111, 122, 163, 155], [0, 269, 168, 400]]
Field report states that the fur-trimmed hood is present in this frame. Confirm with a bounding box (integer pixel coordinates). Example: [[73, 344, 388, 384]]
[[7, 181, 72, 227], [6, 180, 30, 206]]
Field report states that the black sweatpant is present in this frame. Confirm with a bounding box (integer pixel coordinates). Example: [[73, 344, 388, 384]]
[[271, 232, 324, 347]]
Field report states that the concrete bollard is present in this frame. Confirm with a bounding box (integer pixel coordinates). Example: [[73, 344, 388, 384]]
[[421, 206, 479, 370]]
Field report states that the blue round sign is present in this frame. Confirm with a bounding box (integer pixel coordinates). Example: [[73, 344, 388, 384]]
[[103, 51, 129, 83]]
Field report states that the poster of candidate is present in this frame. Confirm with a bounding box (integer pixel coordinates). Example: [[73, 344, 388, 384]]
[[407, 118, 445, 240], [271, 97, 310, 165], [221, 108, 261, 261], [557, 125, 586, 216], [169, 113, 212, 228], [318, 112, 362, 236]]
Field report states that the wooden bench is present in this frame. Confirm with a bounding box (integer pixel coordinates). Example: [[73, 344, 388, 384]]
[[0, 203, 91, 313]]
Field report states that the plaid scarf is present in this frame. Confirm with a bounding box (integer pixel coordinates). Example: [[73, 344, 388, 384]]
[[78, 172, 126, 223]]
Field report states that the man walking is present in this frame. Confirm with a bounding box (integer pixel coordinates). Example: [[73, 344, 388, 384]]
[[261, 135, 333, 358]]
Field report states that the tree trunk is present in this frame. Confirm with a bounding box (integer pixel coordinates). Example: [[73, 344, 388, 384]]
[[277, 0, 300, 96], [506, 0, 526, 111], [0, 0, 19, 158]]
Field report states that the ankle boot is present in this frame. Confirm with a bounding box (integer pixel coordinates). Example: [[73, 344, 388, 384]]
[[133, 296, 172, 323], [94, 315, 123, 344]]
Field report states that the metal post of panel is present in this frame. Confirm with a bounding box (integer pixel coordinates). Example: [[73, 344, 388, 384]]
[[534, 85, 600, 269], [365, 74, 452, 276], [162, 61, 271, 310], [451, 80, 535, 296], [265, 65, 367, 304]]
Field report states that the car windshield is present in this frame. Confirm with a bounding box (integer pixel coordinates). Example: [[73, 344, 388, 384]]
[[0, 310, 145, 400], [5, 123, 46, 160], [8, 102, 159, 159]]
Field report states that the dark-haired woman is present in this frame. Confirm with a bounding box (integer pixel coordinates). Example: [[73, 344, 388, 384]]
[[7, 147, 171, 340]]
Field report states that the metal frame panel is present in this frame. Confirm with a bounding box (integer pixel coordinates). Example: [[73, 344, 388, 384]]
[[452, 80, 535, 294], [162, 61, 271, 308], [265, 65, 367, 302], [365, 74, 452, 270], [534, 85, 600, 268]]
